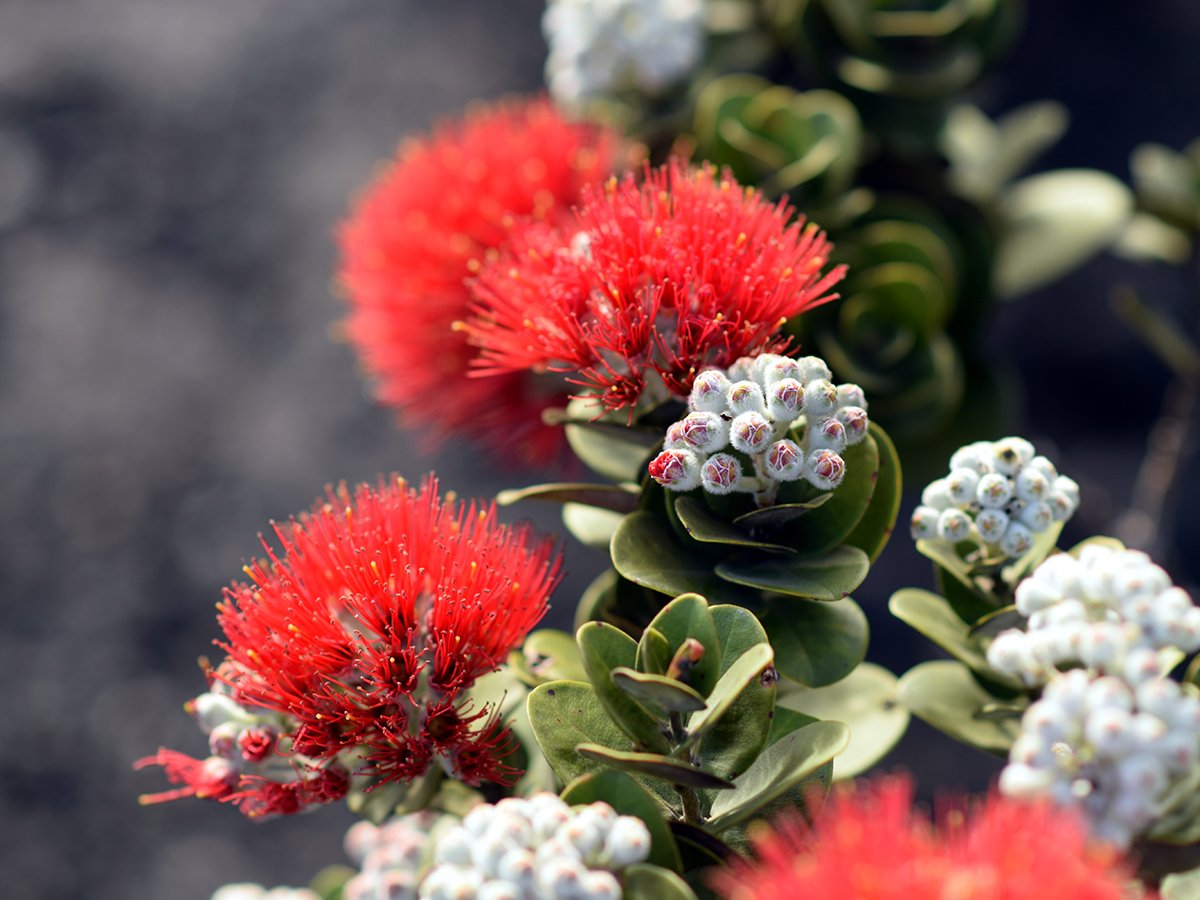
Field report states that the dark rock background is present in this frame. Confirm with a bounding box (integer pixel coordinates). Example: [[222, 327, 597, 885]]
[[1, 2, 1197, 898]]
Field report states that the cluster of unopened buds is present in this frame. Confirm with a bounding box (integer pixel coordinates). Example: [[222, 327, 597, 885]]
[[648, 354, 869, 505], [910, 437, 1080, 559], [1000, 667, 1200, 848], [341, 811, 449, 900], [421, 793, 651, 899], [988, 545, 1200, 687], [136, 674, 351, 818]]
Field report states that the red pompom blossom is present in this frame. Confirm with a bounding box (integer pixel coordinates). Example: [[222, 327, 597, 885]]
[[711, 776, 1133, 900], [136, 476, 560, 816], [464, 160, 845, 414], [337, 97, 618, 464]]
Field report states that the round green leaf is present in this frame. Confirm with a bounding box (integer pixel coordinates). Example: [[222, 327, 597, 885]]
[[510, 629, 588, 686], [674, 495, 794, 553], [612, 668, 708, 715], [778, 663, 910, 779], [889, 589, 995, 676], [705, 721, 850, 833], [527, 681, 633, 786], [576, 744, 734, 790], [685, 643, 774, 746], [897, 661, 1022, 755], [566, 422, 657, 483], [716, 545, 870, 601], [701, 605, 776, 780], [645, 593, 721, 697], [730, 494, 832, 535], [578, 622, 672, 753], [563, 503, 625, 551], [842, 423, 902, 563], [769, 432, 880, 553], [760, 596, 868, 687], [560, 770, 683, 873]]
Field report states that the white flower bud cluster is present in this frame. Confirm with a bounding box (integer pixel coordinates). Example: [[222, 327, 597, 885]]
[[986, 545, 1200, 687], [910, 437, 1079, 559], [999, 668, 1200, 848], [420, 793, 651, 900], [211, 886, 318, 900], [341, 812, 449, 900], [648, 354, 869, 498], [543, 0, 706, 105]]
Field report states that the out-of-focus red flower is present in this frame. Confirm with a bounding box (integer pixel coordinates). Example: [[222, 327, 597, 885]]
[[215, 475, 560, 787], [711, 776, 1133, 900], [337, 97, 618, 464], [465, 160, 845, 414]]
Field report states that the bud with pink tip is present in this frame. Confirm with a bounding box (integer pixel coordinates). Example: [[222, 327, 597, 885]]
[[730, 412, 773, 454], [648, 449, 701, 491], [678, 412, 729, 454], [702, 454, 742, 495], [766, 378, 804, 422], [805, 449, 845, 490], [765, 440, 804, 481], [689, 370, 730, 413]]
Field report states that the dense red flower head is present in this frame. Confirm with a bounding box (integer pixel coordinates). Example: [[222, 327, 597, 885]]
[[464, 160, 845, 413], [215, 475, 560, 787], [337, 96, 618, 464], [711, 776, 1133, 900]]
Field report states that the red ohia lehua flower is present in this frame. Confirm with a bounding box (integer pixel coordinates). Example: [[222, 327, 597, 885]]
[[136, 476, 560, 816], [464, 160, 846, 414], [711, 775, 1133, 900], [337, 97, 618, 464]]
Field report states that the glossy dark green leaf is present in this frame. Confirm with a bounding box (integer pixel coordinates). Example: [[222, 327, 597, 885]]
[[612, 668, 708, 715], [575, 744, 734, 790], [622, 864, 699, 900], [716, 545, 870, 601], [527, 681, 632, 786], [769, 433, 880, 554], [685, 643, 774, 746], [579, 622, 671, 753], [673, 495, 794, 553], [644, 593, 721, 697], [843, 423, 902, 563], [897, 661, 1021, 755], [612, 511, 762, 607], [760, 596, 868, 687], [778, 663, 909, 779], [497, 482, 639, 512], [560, 770, 682, 872], [705, 721, 850, 832], [730, 494, 832, 534], [701, 605, 776, 780]]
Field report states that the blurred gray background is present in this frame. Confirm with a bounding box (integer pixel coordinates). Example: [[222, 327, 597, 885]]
[[2, 2, 1198, 898]]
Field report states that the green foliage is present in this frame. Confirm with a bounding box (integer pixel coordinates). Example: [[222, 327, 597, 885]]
[[897, 660, 1023, 755], [561, 770, 684, 872]]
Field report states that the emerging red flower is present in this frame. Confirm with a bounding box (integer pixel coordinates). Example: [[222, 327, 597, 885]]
[[464, 160, 845, 414], [337, 97, 618, 464], [136, 476, 560, 816], [711, 776, 1133, 900]]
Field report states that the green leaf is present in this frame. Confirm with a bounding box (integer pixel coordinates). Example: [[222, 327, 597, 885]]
[[897, 661, 1022, 754], [575, 744, 734, 790], [701, 606, 776, 780], [510, 629, 588, 686], [560, 770, 683, 872], [612, 668, 708, 714], [527, 681, 634, 786], [778, 663, 910, 780], [843, 423, 902, 563], [575, 568, 620, 630], [612, 511, 762, 607], [623, 864, 699, 900], [578, 622, 672, 753], [563, 503, 626, 551], [994, 169, 1133, 298], [889, 589, 997, 678], [645, 593, 721, 697], [637, 626, 672, 676], [1162, 865, 1200, 900], [716, 545, 870, 600], [685, 643, 774, 745], [705, 721, 850, 832], [566, 422, 657, 483], [497, 482, 639, 513], [674, 495, 795, 553], [769, 433, 880, 553], [760, 596, 868, 687], [731, 494, 832, 534], [309, 864, 356, 900]]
